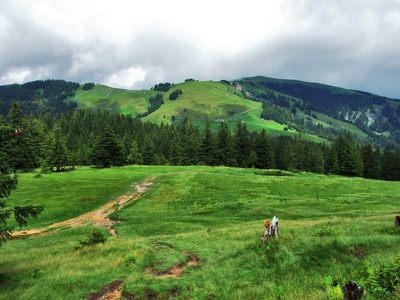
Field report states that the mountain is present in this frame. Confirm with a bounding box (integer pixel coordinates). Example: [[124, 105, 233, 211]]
[[1, 76, 399, 147]]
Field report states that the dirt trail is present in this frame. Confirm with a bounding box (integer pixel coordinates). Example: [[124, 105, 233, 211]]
[[12, 176, 156, 238]]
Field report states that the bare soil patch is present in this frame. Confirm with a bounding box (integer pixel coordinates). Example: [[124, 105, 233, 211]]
[[12, 177, 156, 238], [86, 280, 123, 300], [148, 254, 200, 279]]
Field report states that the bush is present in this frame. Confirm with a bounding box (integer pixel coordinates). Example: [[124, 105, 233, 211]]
[[169, 89, 183, 100], [79, 229, 107, 246], [367, 253, 400, 295], [123, 253, 137, 266], [376, 226, 400, 235], [154, 82, 171, 92], [82, 83, 95, 90], [314, 226, 338, 237]]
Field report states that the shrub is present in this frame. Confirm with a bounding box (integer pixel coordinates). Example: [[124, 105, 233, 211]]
[[367, 253, 400, 296], [123, 253, 137, 266], [169, 89, 183, 100], [82, 82, 95, 90], [376, 226, 400, 235], [79, 229, 107, 246], [315, 226, 338, 237]]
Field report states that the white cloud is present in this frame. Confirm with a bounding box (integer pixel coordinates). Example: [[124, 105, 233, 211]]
[[103, 67, 146, 89], [1, 0, 400, 97], [0, 67, 32, 84]]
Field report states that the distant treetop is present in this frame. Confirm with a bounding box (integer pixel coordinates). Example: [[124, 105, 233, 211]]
[[82, 82, 95, 90], [153, 82, 171, 92]]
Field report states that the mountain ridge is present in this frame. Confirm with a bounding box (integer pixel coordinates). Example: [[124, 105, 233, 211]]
[[1, 76, 399, 147]]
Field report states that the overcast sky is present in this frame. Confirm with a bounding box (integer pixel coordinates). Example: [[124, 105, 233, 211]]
[[1, 0, 400, 98]]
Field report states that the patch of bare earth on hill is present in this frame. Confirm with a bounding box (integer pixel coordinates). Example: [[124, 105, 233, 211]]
[[12, 177, 156, 238], [146, 254, 200, 279], [86, 280, 123, 300]]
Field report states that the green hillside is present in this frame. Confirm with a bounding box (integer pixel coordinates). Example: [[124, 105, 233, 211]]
[[3, 76, 400, 146], [2, 166, 400, 299], [72, 84, 151, 116], [71, 80, 326, 142]]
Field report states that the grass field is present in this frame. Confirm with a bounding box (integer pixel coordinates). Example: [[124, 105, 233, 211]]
[[2, 166, 399, 299]]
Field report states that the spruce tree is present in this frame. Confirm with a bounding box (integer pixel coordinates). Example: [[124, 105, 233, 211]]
[[199, 119, 217, 166], [142, 136, 157, 165], [0, 122, 44, 247], [216, 122, 235, 166], [381, 145, 397, 180], [234, 121, 251, 168], [254, 129, 275, 169], [92, 124, 122, 168]]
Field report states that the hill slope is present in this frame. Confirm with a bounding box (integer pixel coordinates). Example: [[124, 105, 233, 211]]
[[2, 76, 400, 146]]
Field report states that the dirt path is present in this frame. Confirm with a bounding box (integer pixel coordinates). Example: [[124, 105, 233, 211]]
[[12, 176, 156, 238]]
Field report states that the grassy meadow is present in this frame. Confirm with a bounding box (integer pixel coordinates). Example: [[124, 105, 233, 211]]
[[1, 166, 400, 299]]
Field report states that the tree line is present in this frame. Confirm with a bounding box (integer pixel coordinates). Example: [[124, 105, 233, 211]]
[[2, 101, 400, 181]]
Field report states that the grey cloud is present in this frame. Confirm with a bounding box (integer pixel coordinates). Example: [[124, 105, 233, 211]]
[[1, 0, 400, 99]]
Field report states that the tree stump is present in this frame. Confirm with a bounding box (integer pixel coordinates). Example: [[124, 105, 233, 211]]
[[395, 216, 400, 228], [261, 216, 279, 245]]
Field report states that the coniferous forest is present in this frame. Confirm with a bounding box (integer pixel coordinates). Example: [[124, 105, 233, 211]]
[[2, 100, 400, 181]]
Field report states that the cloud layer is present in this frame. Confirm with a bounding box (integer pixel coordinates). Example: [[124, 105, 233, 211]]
[[1, 0, 400, 98]]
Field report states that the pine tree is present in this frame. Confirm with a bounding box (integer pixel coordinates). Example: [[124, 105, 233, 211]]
[[381, 145, 397, 180], [142, 136, 157, 165], [361, 144, 380, 179], [0, 122, 44, 247], [169, 133, 182, 166], [254, 129, 275, 169], [92, 124, 122, 168], [5, 101, 25, 169], [234, 121, 251, 168], [199, 119, 217, 166], [127, 140, 142, 165], [216, 122, 235, 166], [46, 123, 69, 171]]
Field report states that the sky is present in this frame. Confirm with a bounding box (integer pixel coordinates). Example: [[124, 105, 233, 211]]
[[1, 0, 400, 98]]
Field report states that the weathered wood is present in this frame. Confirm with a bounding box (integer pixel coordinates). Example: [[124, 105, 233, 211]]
[[395, 216, 400, 228], [261, 216, 279, 245]]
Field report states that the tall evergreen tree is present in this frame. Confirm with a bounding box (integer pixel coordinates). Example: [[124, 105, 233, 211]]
[[216, 122, 235, 166], [0, 122, 44, 247], [361, 144, 380, 179], [234, 121, 251, 168], [92, 124, 122, 168], [199, 119, 217, 166], [254, 129, 275, 169], [46, 123, 69, 171], [142, 136, 157, 165], [381, 145, 398, 180]]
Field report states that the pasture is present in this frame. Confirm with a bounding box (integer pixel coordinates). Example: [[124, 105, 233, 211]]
[[1, 166, 399, 299]]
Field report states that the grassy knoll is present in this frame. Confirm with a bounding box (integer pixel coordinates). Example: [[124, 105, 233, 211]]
[[1, 166, 400, 299], [72, 85, 152, 115]]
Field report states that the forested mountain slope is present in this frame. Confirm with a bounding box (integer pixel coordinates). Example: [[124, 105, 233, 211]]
[[2, 76, 400, 147]]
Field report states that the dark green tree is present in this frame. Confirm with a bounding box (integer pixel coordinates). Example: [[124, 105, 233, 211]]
[[361, 144, 381, 179], [142, 136, 157, 165], [0, 123, 44, 247], [45, 123, 69, 172], [199, 119, 217, 166], [92, 124, 122, 168], [381, 145, 398, 180], [254, 129, 275, 169], [127, 140, 142, 165], [234, 121, 251, 168], [216, 122, 235, 166]]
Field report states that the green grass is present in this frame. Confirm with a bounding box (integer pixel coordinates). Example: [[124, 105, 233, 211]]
[[2, 166, 400, 299], [72, 85, 151, 115], [69, 81, 330, 143]]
